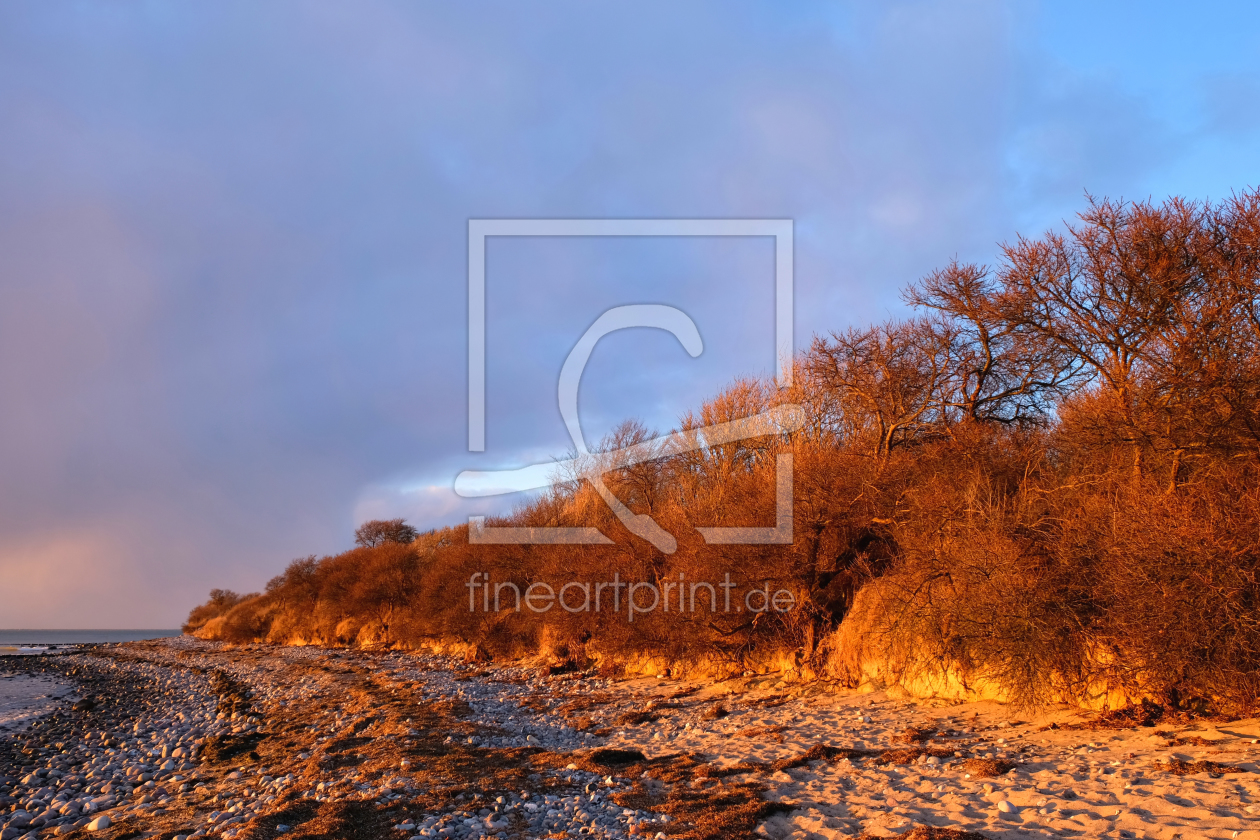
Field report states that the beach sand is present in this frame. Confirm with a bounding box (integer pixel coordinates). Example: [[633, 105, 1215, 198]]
[[599, 678, 1260, 839], [1, 640, 1256, 840]]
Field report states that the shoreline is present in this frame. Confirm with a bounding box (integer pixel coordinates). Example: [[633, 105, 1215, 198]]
[[0, 674, 75, 733], [0, 639, 1257, 840]]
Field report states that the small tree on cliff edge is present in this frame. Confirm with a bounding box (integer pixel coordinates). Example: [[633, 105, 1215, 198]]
[[354, 518, 419, 548]]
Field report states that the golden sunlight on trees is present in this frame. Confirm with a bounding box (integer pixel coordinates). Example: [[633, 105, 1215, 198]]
[[998, 195, 1260, 485], [354, 518, 420, 548], [188, 191, 1260, 715]]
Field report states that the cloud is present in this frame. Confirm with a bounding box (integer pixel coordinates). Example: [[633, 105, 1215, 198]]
[[0, 0, 1251, 627], [0, 528, 136, 628]]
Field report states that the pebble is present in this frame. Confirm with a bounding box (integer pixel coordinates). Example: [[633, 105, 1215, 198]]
[[2, 639, 665, 840], [0, 650, 227, 839]]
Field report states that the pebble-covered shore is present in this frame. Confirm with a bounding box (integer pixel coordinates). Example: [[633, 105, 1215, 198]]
[[2, 639, 1259, 840], [0, 639, 674, 840]]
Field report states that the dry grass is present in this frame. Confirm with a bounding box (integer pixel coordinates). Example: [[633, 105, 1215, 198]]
[[532, 748, 794, 840], [556, 693, 613, 733], [688, 743, 872, 779], [1059, 700, 1222, 733], [735, 725, 787, 742], [556, 693, 614, 715], [770, 743, 870, 770], [1154, 731, 1216, 747], [587, 748, 647, 765], [960, 757, 1016, 776], [271, 800, 393, 840], [200, 730, 266, 764], [517, 696, 553, 714], [876, 747, 955, 765], [897, 725, 937, 744], [1154, 757, 1247, 777], [879, 828, 992, 840], [701, 703, 728, 720], [618, 753, 793, 840], [1077, 699, 1167, 729]]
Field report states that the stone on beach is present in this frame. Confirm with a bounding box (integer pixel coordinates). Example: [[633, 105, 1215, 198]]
[[6, 637, 1260, 840]]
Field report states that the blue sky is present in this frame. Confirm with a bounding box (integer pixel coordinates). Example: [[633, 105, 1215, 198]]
[[1, 1, 1258, 627]]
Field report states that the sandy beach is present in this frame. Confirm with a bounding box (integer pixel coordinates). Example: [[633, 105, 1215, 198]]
[[1, 639, 1257, 840]]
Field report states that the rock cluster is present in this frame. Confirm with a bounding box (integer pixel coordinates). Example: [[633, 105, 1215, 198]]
[[0, 653, 227, 837], [1, 641, 669, 840]]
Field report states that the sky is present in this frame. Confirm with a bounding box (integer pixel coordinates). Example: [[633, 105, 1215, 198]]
[[1, 0, 1259, 628]]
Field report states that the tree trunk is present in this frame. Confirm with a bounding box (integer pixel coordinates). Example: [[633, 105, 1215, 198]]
[[1166, 448, 1183, 494]]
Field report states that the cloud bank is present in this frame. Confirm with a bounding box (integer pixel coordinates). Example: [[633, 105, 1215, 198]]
[[1, 0, 1258, 626]]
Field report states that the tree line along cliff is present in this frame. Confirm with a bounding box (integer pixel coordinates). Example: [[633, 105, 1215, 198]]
[[186, 192, 1260, 715]]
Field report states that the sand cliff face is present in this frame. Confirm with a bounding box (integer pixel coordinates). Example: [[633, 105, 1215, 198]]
[[190, 614, 1149, 712], [191, 616, 227, 641], [185, 555, 1157, 713]]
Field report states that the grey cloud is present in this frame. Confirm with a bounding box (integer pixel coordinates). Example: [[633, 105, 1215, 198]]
[[0, 0, 1240, 627]]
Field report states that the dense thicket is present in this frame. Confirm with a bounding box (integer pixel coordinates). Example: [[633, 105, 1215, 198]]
[[187, 193, 1260, 714]]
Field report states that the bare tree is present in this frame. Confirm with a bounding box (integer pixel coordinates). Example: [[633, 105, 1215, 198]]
[[905, 261, 1079, 426], [185, 190, 1260, 714], [996, 195, 1207, 478], [807, 319, 952, 459], [350, 543, 420, 642], [354, 518, 419, 548]]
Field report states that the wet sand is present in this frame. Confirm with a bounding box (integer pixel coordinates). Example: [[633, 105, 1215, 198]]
[[0, 674, 75, 732]]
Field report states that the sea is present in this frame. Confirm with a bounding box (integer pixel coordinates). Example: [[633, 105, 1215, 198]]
[[0, 631, 181, 730], [0, 629, 180, 655]]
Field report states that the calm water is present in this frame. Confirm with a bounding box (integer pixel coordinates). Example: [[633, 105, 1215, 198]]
[[0, 629, 180, 650]]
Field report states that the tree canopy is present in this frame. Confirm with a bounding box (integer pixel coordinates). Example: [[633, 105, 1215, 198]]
[[353, 518, 419, 548]]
